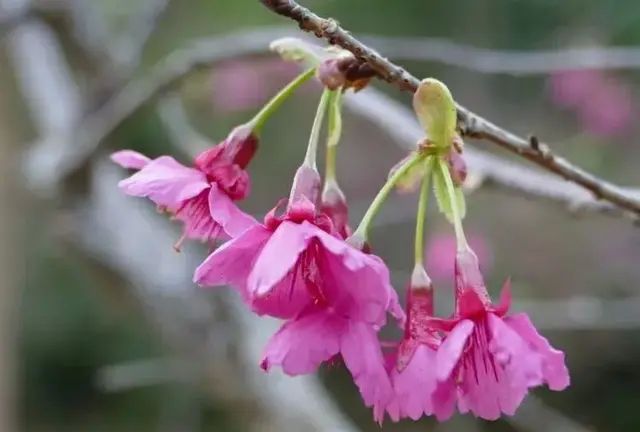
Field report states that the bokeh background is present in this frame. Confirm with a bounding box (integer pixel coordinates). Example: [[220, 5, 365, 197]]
[[1, 0, 640, 431]]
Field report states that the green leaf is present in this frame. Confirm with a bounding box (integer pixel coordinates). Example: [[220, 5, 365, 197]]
[[413, 78, 457, 149], [433, 160, 466, 223], [270, 37, 322, 67], [327, 90, 343, 148]]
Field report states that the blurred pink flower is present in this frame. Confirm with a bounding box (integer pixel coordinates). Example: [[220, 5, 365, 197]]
[[425, 232, 492, 281], [211, 59, 300, 113], [579, 79, 634, 137], [548, 69, 601, 108], [547, 69, 635, 138]]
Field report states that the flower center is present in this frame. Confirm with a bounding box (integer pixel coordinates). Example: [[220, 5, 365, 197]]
[[462, 318, 500, 385], [172, 190, 222, 247]]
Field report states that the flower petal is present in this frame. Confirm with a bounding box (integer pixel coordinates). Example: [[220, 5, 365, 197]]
[[312, 225, 396, 324], [111, 150, 151, 169], [340, 321, 393, 412], [391, 344, 439, 420], [247, 221, 314, 296], [208, 184, 258, 238], [193, 224, 270, 293], [119, 156, 209, 208], [505, 313, 570, 391], [261, 310, 342, 375], [436, 319, 474, 381]]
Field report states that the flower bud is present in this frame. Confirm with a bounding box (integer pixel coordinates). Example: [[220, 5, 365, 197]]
[[320, 180, 351, 238], [289, 164, 321, 206], [195, 124, 258, 173], [446, 148, 467, 186], [316, 51, 376, 91]]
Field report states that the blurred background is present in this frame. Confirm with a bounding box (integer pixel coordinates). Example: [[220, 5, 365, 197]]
[[1, 0, 640, 431]]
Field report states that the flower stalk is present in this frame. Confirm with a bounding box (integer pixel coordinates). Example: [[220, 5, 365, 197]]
[[437, 158, 469, 251], [414, 157, 434, 266], [351, 153, 424, 243], [249, 67, 316, 133]]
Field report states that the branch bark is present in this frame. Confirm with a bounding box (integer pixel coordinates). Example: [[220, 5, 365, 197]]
[[258, 0, 640, 218]]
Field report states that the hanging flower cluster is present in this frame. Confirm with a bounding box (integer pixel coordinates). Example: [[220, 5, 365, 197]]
[[112, 38, 569, 423]]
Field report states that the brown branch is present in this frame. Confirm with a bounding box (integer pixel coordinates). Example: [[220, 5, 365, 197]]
[[259, 0, 640, 218]]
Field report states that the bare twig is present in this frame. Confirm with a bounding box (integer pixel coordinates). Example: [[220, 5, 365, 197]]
[[115, 0, 173, 70], [28, 26, 637, 221], [258, 0, 640, 218], [345, 88, 638, 219], [29, 27, 296, 189]]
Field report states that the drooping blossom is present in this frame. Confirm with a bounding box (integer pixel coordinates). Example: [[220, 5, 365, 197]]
[[426, 232, 492, 281], [433, 247, 570, 420], [377, 266, 456, 423], [194, 166, 403, 416], [111, 125, 258, 248]]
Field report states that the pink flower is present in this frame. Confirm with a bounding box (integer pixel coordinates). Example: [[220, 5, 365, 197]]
[[111, 125, 258, 248], [194, 195, 404, 415], [378, 269, 456, 423], [547, 69, 635, 138], [579, 79, 634, 137], [434, 247, 570, 420], [211, 59, 299, 113], [548, 69, 601, 108]]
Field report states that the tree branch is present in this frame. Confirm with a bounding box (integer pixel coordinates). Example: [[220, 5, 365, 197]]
[[258, 0, 640, 218], [28, 26, 639, 221]]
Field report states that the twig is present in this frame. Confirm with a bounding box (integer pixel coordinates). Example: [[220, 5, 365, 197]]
[[115, 0, 173, 71], [345, 88, 637, 219], [258, 0, 640, 218], [28, 26, 636, 221], [29, 27, 296, 189]]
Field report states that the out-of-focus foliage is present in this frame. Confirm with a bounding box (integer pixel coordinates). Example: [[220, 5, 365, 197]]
[[10, 0, 640, 431]]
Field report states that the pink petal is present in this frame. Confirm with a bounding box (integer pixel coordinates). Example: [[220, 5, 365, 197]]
[[312, 226, 396, 325], [505, 313, 570, 391], [458, 316, 535, 420], [111, 150, 151, 169], [208, 184, 258, 238], [431, 378, 457, 421], [488, 313, 544, 389], [494, 278, 512, 316], [390, 344, 439, 420], [436, 319, 474, 381], [261, 310, 343, 375], [193, 224, 270, 293], [247, 221, 314, 296], [250, 263, 314, 319], [119, 156, 209, 209], [340, 321, 393, 411]]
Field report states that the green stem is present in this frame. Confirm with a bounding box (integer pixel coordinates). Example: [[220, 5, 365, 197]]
[[249, 67, 316, 133], [325, 143, 337, 180], [352, 153, 423, 240], [437, 158, 469, 251], [325, 90, 342, 181], [304, 88, 331, 168], [414, 157, 434, 266]]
